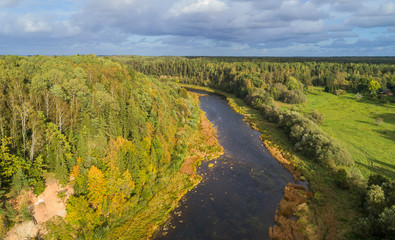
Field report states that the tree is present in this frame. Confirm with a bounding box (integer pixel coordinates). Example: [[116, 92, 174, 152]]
[[87, 165, 107, 213], [366, 185, 386, 215], [368, 80, 381, 96]]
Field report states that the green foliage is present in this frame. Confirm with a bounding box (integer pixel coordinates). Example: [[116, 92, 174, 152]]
[[335, 168, 349, 188], [356, 175, 395, 239], [378, 206, 395, 236], [28, 155, 46, 195], [285, 76, 303, 91], [368, 174, 390, 187], [281, 89, 306, 104], [368, 80, 381, 95], [309, 109, 325, 125], [0, 55, 204, 238], [334, 89, 346, 95]]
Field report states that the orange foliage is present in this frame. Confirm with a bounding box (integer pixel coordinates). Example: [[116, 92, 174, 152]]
[[87, 165, 108, 212], [70, 164, 80, 180], [270, 183, 312, 240]]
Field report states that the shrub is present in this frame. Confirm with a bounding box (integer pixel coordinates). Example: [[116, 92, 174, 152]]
[[335, 168, 349, 188], [366, 185, 386, 216], [245, 88, 273, 109], [285, 76, 303, 91], [335, 89, 346, 95], [368, 174, 389, 187], [348, 167, 365, 187], [270, 83, 288, 100], [179, 88, 188, 98], [378, 206, 395, 236], [281, 90, 307, 104], [309, 109, 325, 125], [376, 117, 384, 126], [379, 94, 390, 104]]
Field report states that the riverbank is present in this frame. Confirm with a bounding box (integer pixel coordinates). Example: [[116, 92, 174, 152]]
[[181, 84, 362, 239], [139, 91, 224, 239]]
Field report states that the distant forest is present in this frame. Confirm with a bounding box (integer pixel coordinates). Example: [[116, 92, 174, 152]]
[[118, 56, 395, 99]]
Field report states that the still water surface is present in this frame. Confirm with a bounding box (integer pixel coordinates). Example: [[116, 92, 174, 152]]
[[154, 91, 294, 240]]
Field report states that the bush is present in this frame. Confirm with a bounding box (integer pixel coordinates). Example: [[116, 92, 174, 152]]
[[281, 90, 307, 104], [179, 88, 188, 98], [379, 95, 390, 104], [366, 185, 386, 216], [285, 76, 303, 90], [348, 167, 365, 186], [245, 88, 273, 109], [309, 109, 325, 125], [376, 118, 384, 126], [378, 206, 395, 236], [335, 168, 349, 188], [368, 174, 389, 187], [270, 83, 288, 100], [279, 111, 353, 167], [335, 89, 347, 95]]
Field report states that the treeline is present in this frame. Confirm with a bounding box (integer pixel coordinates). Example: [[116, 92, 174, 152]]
[[117, 56, 395, 99], [0, 55, 200, 238]]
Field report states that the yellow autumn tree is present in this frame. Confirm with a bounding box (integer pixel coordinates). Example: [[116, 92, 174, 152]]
[[87, 165, 107, 213]]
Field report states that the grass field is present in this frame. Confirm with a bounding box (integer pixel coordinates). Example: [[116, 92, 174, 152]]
[[288, 88, 395, 179]]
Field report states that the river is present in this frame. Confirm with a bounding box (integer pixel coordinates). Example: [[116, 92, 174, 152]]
[[154, 91, 295, 240]]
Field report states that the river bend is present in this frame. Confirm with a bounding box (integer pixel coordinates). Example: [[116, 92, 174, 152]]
[[155, 91, 294, 240]]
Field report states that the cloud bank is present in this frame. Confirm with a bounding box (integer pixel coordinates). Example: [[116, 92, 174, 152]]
[[0, 0, 394, 56]]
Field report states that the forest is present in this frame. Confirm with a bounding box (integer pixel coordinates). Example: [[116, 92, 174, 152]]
[[119, 56, 395, 240], [0, 55, 393, 239], [0, 55, 221, 239]]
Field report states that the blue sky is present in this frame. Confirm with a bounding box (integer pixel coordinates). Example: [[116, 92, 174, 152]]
[[0, 0, 394, 56]]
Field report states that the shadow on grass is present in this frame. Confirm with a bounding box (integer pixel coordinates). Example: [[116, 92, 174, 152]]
[[342, 95, 395, 109], [357, 162, 395, 179], [374, 159, 395, 170], [375, 113, 395, 125], [374, 129, 395, 142], [356, 120, 377, 126]]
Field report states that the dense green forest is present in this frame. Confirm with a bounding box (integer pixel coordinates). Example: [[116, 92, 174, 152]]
[[0, 55, 213, 239], [120, 56, 395, 239]]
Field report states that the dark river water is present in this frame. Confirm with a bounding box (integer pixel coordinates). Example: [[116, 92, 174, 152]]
[[154, 91, 295, 240]]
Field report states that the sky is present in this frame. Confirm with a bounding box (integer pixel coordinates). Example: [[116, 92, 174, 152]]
[[0, 0, 394, 56]]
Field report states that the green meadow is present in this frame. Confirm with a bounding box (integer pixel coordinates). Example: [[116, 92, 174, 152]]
[[293, 88, 395, 179]]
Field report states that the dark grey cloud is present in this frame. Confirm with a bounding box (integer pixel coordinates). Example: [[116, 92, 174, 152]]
[[0, 0, 394, 56]]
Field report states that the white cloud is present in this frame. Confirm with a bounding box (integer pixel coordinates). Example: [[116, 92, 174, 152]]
[[20, 15, 51, 33], [380, 2, 395, 15], [171, 0, 229, 16], [290, 20, 324, 34]]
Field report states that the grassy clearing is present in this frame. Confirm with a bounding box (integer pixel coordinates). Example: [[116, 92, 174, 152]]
[[286, 88, 395, 179]]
